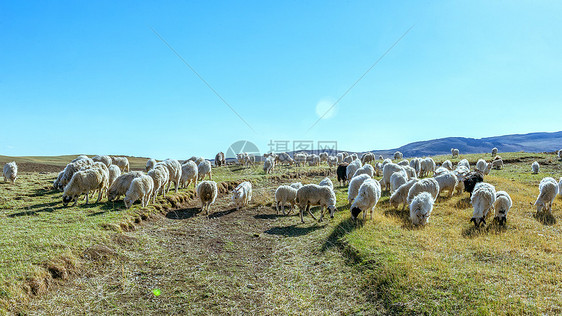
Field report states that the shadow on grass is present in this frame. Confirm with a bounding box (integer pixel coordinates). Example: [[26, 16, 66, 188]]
[[534, 211, 557, 226], [30, 187, 60, 197], [383, 208, 411, 228], [254, 213, 284, 220], [462, 218, 509, 238], [86, 202, 124, 216], [8, 206, 64, 217], [166, 207, 201, 220], [24, 200, 61, 211], [208, 208, 238, 219], [264, 223, 326, 237], [454, 197, 471, 209], [320, 216, 361, 252]]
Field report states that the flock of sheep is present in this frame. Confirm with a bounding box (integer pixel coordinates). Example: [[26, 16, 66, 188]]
[[2, 148, 562, 228]]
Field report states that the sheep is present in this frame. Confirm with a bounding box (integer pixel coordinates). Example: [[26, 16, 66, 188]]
[[351, 154, 358, 161], [124, 175, 154, 208], [348, 174, 371, 204], [394, 151, 403, 160], [343, 156, 353, 164], [276, 152, 295, 166], [180, 161, 198, 189], [147, 165, 169, 202], [319, 152, 329, 163], [290, 182, 303, 190], [491, 147, 498, 157], [390, 171, 408, 193], [62, 168, 108, 206], [470, 182, 496, 227], [409, 158, 421, 177], [350, 179, 381, 220], [454, 165, 471, 180], [92, 155, 112, 168], [531, 161, 540, 174], [476, 159, 487, 172], [457, 159, 470, 169], [57, 158, 94, 190], [493, 191, 512, 225], [397, 160, 409, 167], [3, 162, 17, 184], [463, 172, 484, 196], [53, 171, 64, 190], [451, 148, 459, 158], [374, 162, 383, 177], [71, 155, 89, 163], [434, 172, 459, 198], [197, 181, 218, 215], [378, 155, 384, 161], [534, 177, 558, 213], [327, 156, 338, 167], [420, 158, 436, 177], [434, 167, 450, 177], [336, 162, 349, 186], [108, 165, 121, 187], [275, 185, 298, 215], [195, 157, 205, 166], [389, 179, 419, 210], [382, 158, 392, 168], [353, 164, 375, 178], [215, 152, 226, 167], [161, 159, 182, 193], [310, 154, 321, 166], [402, 165, 417, 180], [263, 157, 275, 174], [559, 177, 562, 198], [296, 184, 337, 223], [146, 158, 157, 171], [492, 159, 503, 170], [244, 154, 256, 166], [381, 163, 404, 191], [294, 153, 307, 167], [346, 159, 362, 181], [361, 152, 375, 164], [410, 192, 435, 226], [232, 181, 252, 210], [336, 153, 344, 164], [107, 171, 145, 201], [197, 160, 212, 182], [112, 157, 130, 172], [407, 178, 440, 204], [441, 160, 453, 171], [319, 177, 334, 190]]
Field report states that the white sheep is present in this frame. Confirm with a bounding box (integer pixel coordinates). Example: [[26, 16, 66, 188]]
[[409, 158, 421, 177], [57, 158, 94, 190], [374, 162, 383, 177], [343, 156, 353, 164], [441, 160, 453, 171], [534, 177, 558, 213], [389, 179, 418, 210], [394, 151, 403, 160], [197, 181, 218, 215], [290, 182, 303, 190], [180, 161, 198, 189], [108, 165, 122, 187], [146, 158, 157, 172], [378, 155, 384, 161], [92, 155, 112, 168], [493, 191, 512, 225], [346, 159, 362, 180], [3, 162, 17, 184], [420, 158, 436, 177], [457, 159, 470, 170], [107, 171, 145, 201], [410, 192, 434, 226], [352, 164, 374, 178], [531, 161, 540, 174], [434, 167, 450, 176], [382, 158, 392, 168], [361, 152, 375, 164], [407, 178, 440, 204], [327, 156, 338, 167], [470, 182, 496, 227], [319, 152, 329, 163], [397, 160, 409, 167], [476, 159, 487, 172], [351, 154, 358, 161], [348, 174, 372, 204], [148, 165, 169, 202], [319, 177, 334, 190], [294, 153, 307, 167], [402, 165, 417, 180], [451, 148, 459, 158], [244, 154, 256, 166], [62, 168, 108, 206], [492, 159, 503, 170], [296, 184, 337, 223], [124, 175, 154, 208], [232, 181, 252, 210], [71, 155, 89, 162], [112, 157, 130, 172], [350, 179, 381, 220], [161, 159, 182, 193], [197, 160, 212, 181], [381, 163, 404, 191], [390, 171, 408, 193], [434, 172, 459, 198], [275, 185, 298, 215], [336, 153, 344, 164], [491, 147, 498, 157], [263, 157, 275, 174]]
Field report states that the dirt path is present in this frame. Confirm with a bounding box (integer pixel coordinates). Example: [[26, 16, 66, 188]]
[[25, 192, 383, 315]]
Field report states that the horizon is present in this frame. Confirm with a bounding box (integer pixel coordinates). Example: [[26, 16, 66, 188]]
[[2, 1, 562, 160]]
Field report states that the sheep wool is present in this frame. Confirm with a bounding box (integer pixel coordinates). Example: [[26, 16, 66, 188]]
[[92, 155, 112, 168], [124, 175, 154, 209], [146, 158, 157, 171], [163, 159, 183, 193], [346, 159, 362, 181], [407, 178, 440, 204], [389, 179, 418, 210], [390, 171, 408, 193], [493, 191, 512, 225], [296, 184, 337, 223], [112, 157, 130, 173], [434, 172, 459, 198], [290, 182, 303, 190], [107, 171, 145, 201], [353, 164, 375, 179], [531, 161, 540, 174], [275, 185, 298, 215], [350, 179, 381, 220], [470, 182, 496, 227], [534, 177, 558, 213], [62, 168, 108, 206], [3, 161, 17, 184], [381, 163, 404, 191], [348, 174, 372, 204], [108, 165, 122, 187], [409, 192, 434, 226], [319, 177, 334, 190], [148, 165, 169, 203], [197, 181, 218, 215], [263, 157, 275, 174], [180, 161, 198, 189]]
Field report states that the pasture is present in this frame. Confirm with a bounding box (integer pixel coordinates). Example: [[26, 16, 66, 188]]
[[0, 152, 561, 315]]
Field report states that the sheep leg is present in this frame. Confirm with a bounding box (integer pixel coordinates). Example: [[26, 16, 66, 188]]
[[300, 207, 305, 223], [95, 189, 102, 203], [85, 192, 89, 204], [318, 207, 324, 222], [307, 205, 318, 221]]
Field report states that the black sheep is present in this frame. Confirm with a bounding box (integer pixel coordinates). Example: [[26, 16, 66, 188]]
[[463, 171, 484, 196], [337, 162, 349, 186]]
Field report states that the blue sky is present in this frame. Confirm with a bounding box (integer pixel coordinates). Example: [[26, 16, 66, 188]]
[[1, 1, 561, 159]]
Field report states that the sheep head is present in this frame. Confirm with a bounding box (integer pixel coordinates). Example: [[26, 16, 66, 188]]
[[62, 195, 74, 206], [350, 207, 362, 220], [470, 217, 486, 227], [328, 205, 337, 219]]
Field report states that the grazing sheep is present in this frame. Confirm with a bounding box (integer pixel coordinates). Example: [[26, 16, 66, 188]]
[[394, 151, 403, 160], [410, 192, 435, 226], [336, 153, 344, 164], [327, 156, 338, 167], [232, 181, 252, 210], [197, 160, 212, 181], [160, 159, 182, 193], [492, 159, 503, 170], [441, 160, 453, 171], [112, 157, 130, 172], [434, 172, 459, 198], [346, 159, 362, 181], [351, 154, 358, 161], [476, 159, 487, 172], [454, 165, 471, 180], [350, 179, 382, 220], [407, 178, 440, 204], [382, 158, 392, 168], [401, 165, 416, 180], [107, 171, 145, 201], [294, 153, 307, 167], [374, 162, 383, 177], [457, 159, 470, 170], [389, 179, 418, 210], [108, 165, 121, 187], [71, 155, 89, 163], [409, 158, 421, 177], [3, 162, 17, 184], [147, 165, 169, 202], [244, 154, 256, 166], [276, 152, 295, 166], [343, 156, 353, 164], [62, 168, 108, 206], [361, 152, 375, 164], [381, 163, 404, 191], [215, 152, 226, 167], [275, 185, 298, 215], [493, 191, 512, 225], [534, 177, 558, 213], [491, 147, 498, 157], [195, 157, 206, 165], [390, 171, 408, 193], [319, 152, 329, 163], [470, 182, 496, 227], [434, 167, 450, 176], [353, 164, 375, 178], [451, 148, 459, 158], [397, 160, 409, 167], [348, 174, 372, 204], [263, 157, 275, 174], [180, 161, 198, 189], [379, 155, 384, 161], [319, 177, 334, 190], [420, 158, 436, 177], [296, 184, 337, 223], [197, 181, 218, 215], [463, 172, 484, 196], [290, 182, 303, 190], [124, 175, 154, 208], [531, 161, 540, 174], [57, 158, 94, 190], [92, 155, 112, 168], [53, 171, 64, 190], [146, 158, 157, 172]]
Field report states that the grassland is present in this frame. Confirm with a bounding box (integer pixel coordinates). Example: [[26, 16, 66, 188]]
[[0, 152, 561, 314]]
